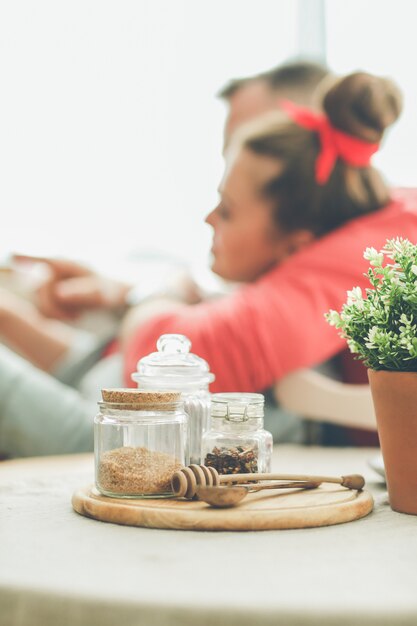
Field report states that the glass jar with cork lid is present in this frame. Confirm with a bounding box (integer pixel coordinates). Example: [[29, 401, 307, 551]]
[[202, 393, 273, 476], [95, 388, 188, 498]]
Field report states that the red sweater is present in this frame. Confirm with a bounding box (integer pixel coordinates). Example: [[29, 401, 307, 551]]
[[124, 189, 417, 392]]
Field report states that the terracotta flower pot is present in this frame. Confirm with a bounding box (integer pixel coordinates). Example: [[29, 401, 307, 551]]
[[368, 369, 417, 515]]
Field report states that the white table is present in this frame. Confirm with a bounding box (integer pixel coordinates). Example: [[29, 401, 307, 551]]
[[1, 446, 417, 626]]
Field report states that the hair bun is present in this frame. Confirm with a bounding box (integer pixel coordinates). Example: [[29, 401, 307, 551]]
[[322, 72, 402, 142]]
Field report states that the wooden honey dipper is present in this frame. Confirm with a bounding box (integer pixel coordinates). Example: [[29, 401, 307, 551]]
[[171, 464, 365, 499]]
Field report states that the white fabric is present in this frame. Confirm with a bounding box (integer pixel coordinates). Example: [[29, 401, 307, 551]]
[[1, 446, 417, 626], [52, 327, 109, 387], [0, 345, 95, 457], [0, 335, 123, 457], [77, 353, 124, 401]]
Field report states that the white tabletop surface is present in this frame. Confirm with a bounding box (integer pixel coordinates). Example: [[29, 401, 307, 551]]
[[1, 445, 417, 626]]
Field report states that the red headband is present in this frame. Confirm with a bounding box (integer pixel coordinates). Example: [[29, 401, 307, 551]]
[[280, 100, 380, 185]]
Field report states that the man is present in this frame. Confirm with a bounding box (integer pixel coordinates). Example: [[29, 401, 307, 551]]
[[220, 60, 330, 145]]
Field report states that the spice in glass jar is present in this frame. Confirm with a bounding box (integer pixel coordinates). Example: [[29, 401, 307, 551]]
[[95, 388, 188, 497], [204, 445, 258, 474], [98, 446, 183, 495], [202, 393, 272, 476]]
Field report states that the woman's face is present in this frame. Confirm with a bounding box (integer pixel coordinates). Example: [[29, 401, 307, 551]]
[[206, 148, 306, 282]]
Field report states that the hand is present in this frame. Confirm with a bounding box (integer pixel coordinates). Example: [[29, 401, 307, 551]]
[[0, 286, 22, 324], [0, 285, 38, 326], [13, 255, 131, 320]]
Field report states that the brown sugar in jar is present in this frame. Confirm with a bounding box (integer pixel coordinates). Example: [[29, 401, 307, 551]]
[[95, 389, 188, 498]]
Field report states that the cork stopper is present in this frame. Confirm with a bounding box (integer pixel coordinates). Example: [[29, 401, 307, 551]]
[[101, 388, 181, 409]]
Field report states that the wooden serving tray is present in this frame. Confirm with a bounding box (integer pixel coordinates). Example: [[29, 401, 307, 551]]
[[72, 483, 373, 531]]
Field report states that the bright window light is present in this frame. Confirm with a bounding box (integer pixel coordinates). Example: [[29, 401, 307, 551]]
[[326, 0, 417, 187], [0, 0, 298, 271]]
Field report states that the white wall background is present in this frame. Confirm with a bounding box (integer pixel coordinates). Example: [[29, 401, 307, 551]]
[[326, 0, 417, 188], [0, 0, 298, 273], [1, 0, 416, 275]]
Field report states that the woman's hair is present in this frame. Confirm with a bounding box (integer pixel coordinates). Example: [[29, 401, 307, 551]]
[[241, 72, 402, 236]]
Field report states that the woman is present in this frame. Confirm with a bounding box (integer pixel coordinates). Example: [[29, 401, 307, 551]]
[[122, 72, 417, 393], [1, 71, 416, 457]]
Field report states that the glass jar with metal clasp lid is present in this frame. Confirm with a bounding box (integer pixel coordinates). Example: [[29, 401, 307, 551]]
[[95, 388, 188, 498], [202, 393, 273, 475], [131, 334, 215, 465]]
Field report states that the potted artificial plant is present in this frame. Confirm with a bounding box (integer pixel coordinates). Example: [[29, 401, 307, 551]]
[[327, 238, 417, 515]]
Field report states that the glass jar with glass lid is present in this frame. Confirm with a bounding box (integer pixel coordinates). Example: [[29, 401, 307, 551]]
[[131, 334, 214, 465], [95, 388, 188, 498], [202, 393, 272, 475]]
